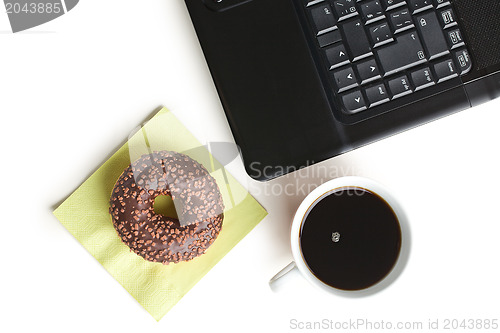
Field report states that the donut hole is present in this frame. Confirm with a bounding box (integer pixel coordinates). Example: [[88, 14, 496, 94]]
[[153, 195, 179, 220]]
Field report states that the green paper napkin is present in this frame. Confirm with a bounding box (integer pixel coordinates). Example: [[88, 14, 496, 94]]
[[53, 107, 267, 321]]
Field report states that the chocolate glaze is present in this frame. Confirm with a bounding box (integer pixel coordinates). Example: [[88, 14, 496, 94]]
[[109, 151, 224, 264]]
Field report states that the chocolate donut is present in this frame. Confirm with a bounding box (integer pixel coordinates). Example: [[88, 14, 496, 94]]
[[109, 151, 224, 264]]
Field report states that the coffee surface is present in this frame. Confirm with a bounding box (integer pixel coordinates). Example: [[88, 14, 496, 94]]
[[299, 187, 401, 291]]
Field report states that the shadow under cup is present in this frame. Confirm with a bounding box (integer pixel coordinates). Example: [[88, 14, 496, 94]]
[[299, 187, 403, 292]]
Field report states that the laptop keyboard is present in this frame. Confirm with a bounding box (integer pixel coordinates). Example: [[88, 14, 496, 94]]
[[301, 0, 471, 118]]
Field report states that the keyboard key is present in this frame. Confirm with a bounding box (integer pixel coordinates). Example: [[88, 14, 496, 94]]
[[309, 4, 337, 35], [360, 0, 384, 24], [389, 8, 414, 34], [416, 11, 449, 59], [408, 0, 433, 14], [356, 58, 381, 84], [410, 67, 435, 90], [446, 29, 464, 49], [376, 32, 427, 76], [333, 66, 359, 92], [388, 75, 413, 99], [318, 29, 342, 47], [365, 83, 390, 107], [433, 59, 458, 82], [438, 8, 457, 28], [433, 0, 450, 8], [454, 49, 472, 75], [342, 90, 367, 113], [381, 0, 406, 10], [368, 21, 393, 47], [332, 0, 358, 21], [325, 43, 350, 69], [341, 19, 372, 61], [305, 0, 325, 7]]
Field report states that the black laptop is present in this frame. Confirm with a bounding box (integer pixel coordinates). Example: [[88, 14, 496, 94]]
[[185, 0, 500, 181]]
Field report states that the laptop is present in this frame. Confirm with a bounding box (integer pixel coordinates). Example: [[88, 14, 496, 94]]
[[185, 0, 500, 181]]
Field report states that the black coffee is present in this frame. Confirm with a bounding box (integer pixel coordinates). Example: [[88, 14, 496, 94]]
[[299, 187, 401, 291]]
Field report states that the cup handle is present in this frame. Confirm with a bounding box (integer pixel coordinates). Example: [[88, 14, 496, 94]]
[[269, 261, 301, 292]]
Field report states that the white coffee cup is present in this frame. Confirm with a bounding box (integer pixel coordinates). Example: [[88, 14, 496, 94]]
[[269, 176, 411, 296]]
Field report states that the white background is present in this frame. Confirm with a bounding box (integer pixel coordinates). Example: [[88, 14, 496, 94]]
[[1, 1, 499, 332]]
